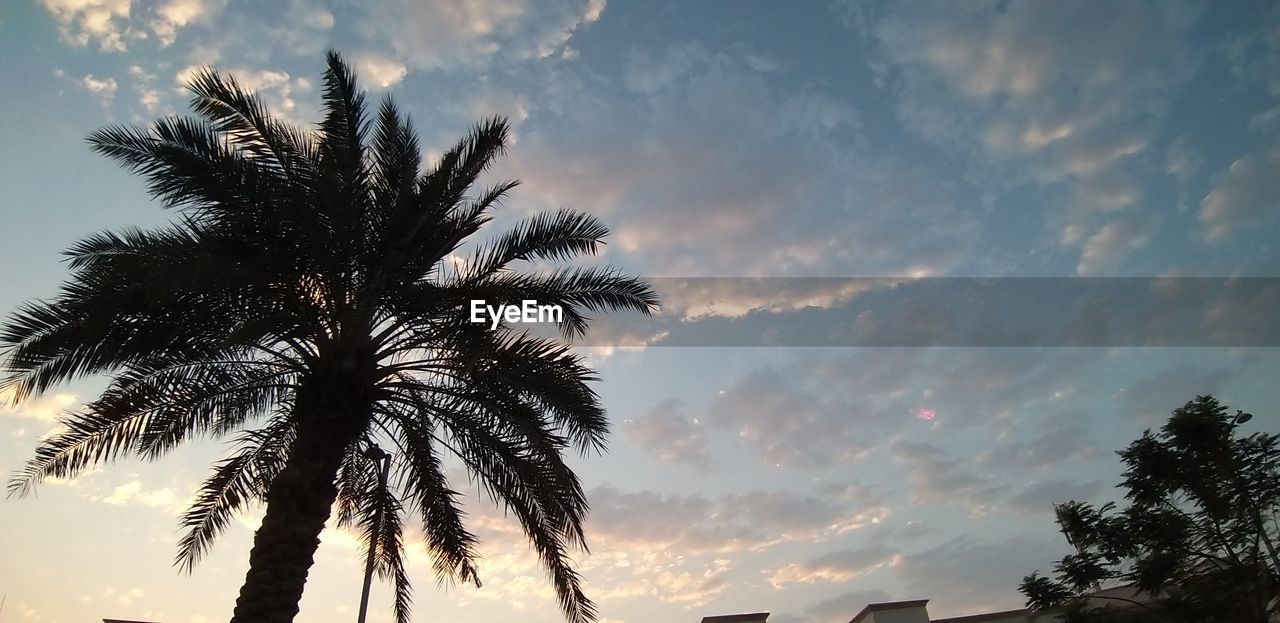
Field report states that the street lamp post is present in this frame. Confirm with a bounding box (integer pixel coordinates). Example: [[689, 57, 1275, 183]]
[[357, 445, 392, 623], [1228, 411, 1280, 578]]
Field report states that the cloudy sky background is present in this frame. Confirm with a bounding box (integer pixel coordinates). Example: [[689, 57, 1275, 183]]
[[2, 1, 1280, 622]]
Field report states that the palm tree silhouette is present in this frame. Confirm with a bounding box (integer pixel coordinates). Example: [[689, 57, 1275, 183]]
[[2, 51, 656, 623]]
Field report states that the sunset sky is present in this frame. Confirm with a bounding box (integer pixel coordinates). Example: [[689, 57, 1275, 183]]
[[2, 1, 1280, 623]]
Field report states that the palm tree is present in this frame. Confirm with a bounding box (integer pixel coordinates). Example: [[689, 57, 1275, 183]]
[[1, 51, 657, 623]]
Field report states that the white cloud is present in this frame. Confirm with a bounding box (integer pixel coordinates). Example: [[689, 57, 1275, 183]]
[[42, 0, 227, 51], [97, 479, 182, 512], [1076, 217, 1153, 276], [137, 87, 163, 112], [151, 0, 227, 47], [81, 73, 119, 96], [1, 389, 78, 422], [361, 0, 605, 71], [176, 66, 314, 123], [127, 64, 166, 113], [766, 544, 899, 587], [583, 0, 605, 23], [42, 0, 132, 52], [510, 45, 969, 277], [1200, 148, 1280, 242], [355, 52, 408, 89], [292, 0, 334, 31], [870, 0, 1201, 272], [648, 558, 731, 606]]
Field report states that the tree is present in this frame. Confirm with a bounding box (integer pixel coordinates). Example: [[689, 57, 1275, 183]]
[[1020, 395, 1280, 622], [1, 51, 657, 623]]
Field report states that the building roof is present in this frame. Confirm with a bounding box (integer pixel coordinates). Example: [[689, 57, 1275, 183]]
[[930, 608, 1035, 623], [850, 599, 930, 623], [701, 613, 769, 623]]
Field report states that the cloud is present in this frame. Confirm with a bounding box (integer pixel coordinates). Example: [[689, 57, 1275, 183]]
[[621, 399, 713, 469], [1005, 479, 1105, 516], [647, 558, 733, 607], [81, 73, 119, 97], [1116, 361, 1239, 428], [42, 0, 132, 51], [93, 479, 185, 514], [978, 416, 1097, 472], [585, 485, 887, 554], [41, 0, 228, 51], [507, 42, 971, 277], [623, 44, 699, 94], [895, 535, 1060, 617], [895, 520, 937, 542], [890, 440, 1004, 513], [703, 349, 1104, 471], [706, 364, 912, 468], [766, 544, 899, 587], [807, 591, 894, 622], [776, 588, 895, 623], [868, 0, 1201, 273], [658, 279, 880, 321], [0, 390, 78, 422], [101, 586, 146, 607], [355, 52, 408, 89], [1200, 148, 1280, 242], [128, 64, 167, 114], [176, 65, 314, 123], [1165, 135, 1203, 183], [709, 373, 853, 467], [150, 0, 228, 47], [361, 0, 605, 72], [1076, 217, 1154, 276]]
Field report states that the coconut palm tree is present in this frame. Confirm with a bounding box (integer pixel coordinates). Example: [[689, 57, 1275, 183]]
[[1, 51, 656, 623]]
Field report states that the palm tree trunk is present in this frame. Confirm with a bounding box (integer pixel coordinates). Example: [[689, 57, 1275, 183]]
[[229, 406, 355, 623]]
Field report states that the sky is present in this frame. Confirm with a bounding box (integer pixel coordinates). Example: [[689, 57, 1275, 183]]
[[1, 1, 1280, 622]]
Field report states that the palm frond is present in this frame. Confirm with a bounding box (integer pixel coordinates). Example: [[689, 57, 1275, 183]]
[[185, 66, 318, 176], [385, 404, 482, 586], [176, 414, 295, 571], [463, 209, 611, 281]]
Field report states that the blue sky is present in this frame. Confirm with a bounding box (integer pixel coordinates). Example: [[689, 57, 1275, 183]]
[[1, 1, 1279, 622]]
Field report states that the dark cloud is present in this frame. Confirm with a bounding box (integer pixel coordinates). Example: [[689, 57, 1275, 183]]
[[978, 415, 1098, 471], [890, 440, 1005, 512], [702, 348, 1110, 470], [895, 535, 1061, 617], [1117, 362, 1237, 428], [585, 485, 888, 554], [1005, 479, 1106, 516], [896, 520, 938, 542]]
